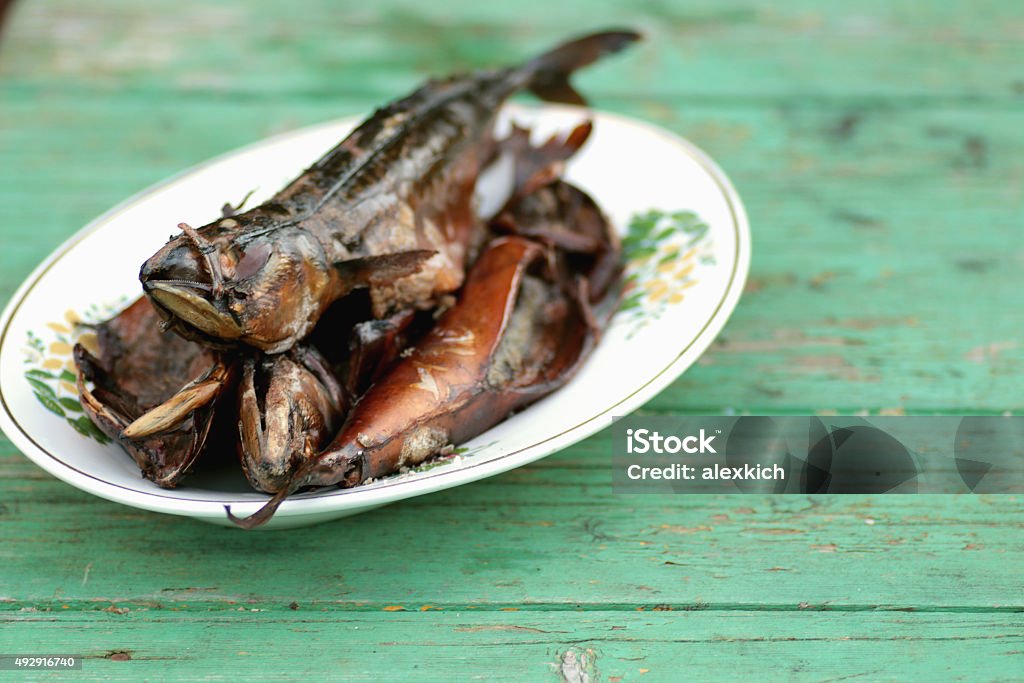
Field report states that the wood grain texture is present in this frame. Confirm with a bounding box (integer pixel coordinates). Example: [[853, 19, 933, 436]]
[[5, 612, 1022, 682], [1, 0, 1022, 680]]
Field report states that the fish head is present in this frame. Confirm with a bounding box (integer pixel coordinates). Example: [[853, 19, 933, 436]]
[[237, 348, 346, 493], [140, 225, 334, 353]]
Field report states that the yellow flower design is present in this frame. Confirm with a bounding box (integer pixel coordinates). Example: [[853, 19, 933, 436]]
[[23, 299, 129, 444], [618, 209, 716, 337]]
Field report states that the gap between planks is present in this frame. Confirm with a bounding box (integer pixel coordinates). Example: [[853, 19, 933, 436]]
[[3, 600, 1022, 615]]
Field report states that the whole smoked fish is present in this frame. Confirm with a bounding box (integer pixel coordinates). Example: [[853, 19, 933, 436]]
[[139, 30, 640, 353]]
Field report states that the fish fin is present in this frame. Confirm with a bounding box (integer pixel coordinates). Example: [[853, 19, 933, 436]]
[[121, 363, 227, 439], [525, 29, 642, 105], [226, 496, 286, 529], [500, 121, 593, 205], [226, 458, 316, 529], [221, 188, 256, 218], [334, 249, 437, 289], [74, 344, 131, 435]]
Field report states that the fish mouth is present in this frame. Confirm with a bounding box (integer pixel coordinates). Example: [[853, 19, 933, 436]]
[[144, 281, 244, 340]]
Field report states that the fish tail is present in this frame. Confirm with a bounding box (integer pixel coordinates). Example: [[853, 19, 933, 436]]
[[523, 29, 642, 106]]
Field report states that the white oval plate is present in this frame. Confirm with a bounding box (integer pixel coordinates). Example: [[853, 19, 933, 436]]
[[0, 103, 750, 528]]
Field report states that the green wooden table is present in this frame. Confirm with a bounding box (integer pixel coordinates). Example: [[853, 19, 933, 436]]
[[2, 1, 1022, 680]]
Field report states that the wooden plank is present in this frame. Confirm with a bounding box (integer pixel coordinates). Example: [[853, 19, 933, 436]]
[[2, 445, 1021, 611], [2, 611, 1021, 682], [3, 0, 1024, 100], [1, 1, 1022, 680]]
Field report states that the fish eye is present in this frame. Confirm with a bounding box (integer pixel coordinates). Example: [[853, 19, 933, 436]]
[[234, 242, 272, 280]]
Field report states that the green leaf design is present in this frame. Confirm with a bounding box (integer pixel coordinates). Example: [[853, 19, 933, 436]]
[[619, 291, 647, 312], [621, 234, 648, 249], [685, 225, 709, 245], [618, 300, 643, 313], [628, 216, 658, 237], [26, 377, 56, 398], [616, 208, 714, 337], [67, 416, 111, 445], [83, 419, 111, 445], [34, 391, 66, 417], [58, 397, 84, 413], [627, 246, 658, 261], [67, 417, 90, 437], [22, 307, 121, 445], [431, 440, 498, 466]]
